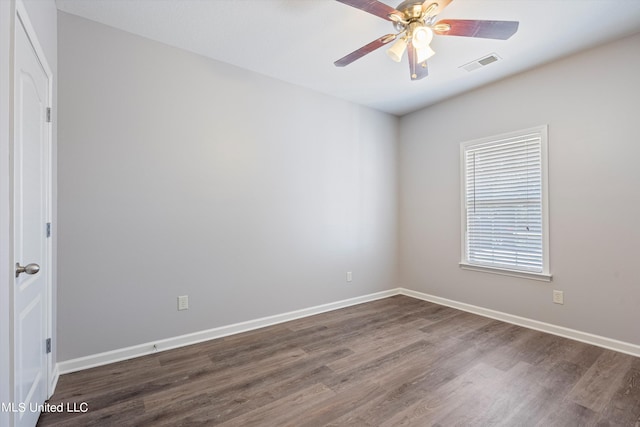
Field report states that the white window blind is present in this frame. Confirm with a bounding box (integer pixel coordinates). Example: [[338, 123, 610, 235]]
[[461, 126, 549, 278]]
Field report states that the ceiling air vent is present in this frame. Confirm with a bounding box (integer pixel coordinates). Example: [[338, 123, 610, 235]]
[[460, 53, 501, 72]]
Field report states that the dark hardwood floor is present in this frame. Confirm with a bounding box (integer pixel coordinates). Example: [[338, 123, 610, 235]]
[[38, 296, 640, 426]]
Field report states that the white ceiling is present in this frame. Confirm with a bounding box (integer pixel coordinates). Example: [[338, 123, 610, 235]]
[[56, 0, 640, 116]]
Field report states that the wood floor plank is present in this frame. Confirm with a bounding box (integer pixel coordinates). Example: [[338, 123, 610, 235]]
[[419, 309, 495, 339], [501, 359, 586, 426], [37, 296, 640, 426], [343, 350, 461, 420], [463, 360, 543, 425], [416, 364, 509, 426], [536, 401, 600, 426], [208, 324, 328, 366], [217, 383, 336, 427], [325, 318, 432, 374], [568, 349, 635, 413], [478, 326, 541, 371], [50, 353, 163, 399], [141, 347, 309, 413], [597, 358, 640, 425], [371, 362, 505, 426], [299, 307, 434, 354], [138, 348, 350, 426], [297, 356, 456, 427]]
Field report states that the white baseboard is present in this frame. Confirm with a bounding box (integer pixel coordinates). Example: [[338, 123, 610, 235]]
[[56, 288, 399, 375], [399, 288, 640, 358], [56, 286, 640, 379]]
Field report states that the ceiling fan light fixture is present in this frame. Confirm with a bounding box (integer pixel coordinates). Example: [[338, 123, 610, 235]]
[[411, 25, 433, 49], [386, 37, 408, 62], [333, 0, 519, 81]]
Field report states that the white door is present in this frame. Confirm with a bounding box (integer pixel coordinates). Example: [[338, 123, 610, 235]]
[[14, 7, 52, 427]]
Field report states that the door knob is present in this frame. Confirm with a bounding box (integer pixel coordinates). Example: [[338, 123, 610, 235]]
[[15, 262, 40, 278]]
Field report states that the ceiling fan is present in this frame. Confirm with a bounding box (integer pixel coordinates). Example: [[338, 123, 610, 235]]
[[334, 0, 519, 80]]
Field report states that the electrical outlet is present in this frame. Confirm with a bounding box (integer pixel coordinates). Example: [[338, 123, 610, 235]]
[[178, 295, 189, 310], [553, 290, 564, 305], [346, 272, 353, 282]]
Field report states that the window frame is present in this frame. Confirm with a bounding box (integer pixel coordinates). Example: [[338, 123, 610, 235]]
[[459, 125, 551, 282]]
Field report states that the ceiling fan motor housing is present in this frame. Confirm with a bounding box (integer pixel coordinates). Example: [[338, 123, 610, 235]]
[[397, 0, 429, 19]]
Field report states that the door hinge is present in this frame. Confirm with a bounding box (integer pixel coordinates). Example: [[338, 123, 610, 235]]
[[46, 107, 51, 123], [46, 338, 52, 354], [46, 222, 51, 238]]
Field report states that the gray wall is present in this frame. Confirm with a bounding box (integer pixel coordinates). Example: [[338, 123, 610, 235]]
[[399, 32, 640, 346], [57, 12, 399, 361]]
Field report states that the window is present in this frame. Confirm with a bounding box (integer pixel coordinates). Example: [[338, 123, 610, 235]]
[[460, 125, 550, 281]]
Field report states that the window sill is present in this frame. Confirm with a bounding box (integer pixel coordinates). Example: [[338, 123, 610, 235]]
[[459, 262, 552, 282]]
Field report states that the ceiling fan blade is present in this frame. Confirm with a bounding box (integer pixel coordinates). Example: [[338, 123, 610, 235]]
[[408, 44, 429, 80], [334, 34, 396, 67], [336, 0, 401, 21], [422, 0, 453, 17], [433, 19, 519, 40]]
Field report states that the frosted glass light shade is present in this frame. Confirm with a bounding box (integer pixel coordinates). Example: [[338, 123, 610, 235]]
[[416, 45, 435, 63], [386, 37, 408, 62], [412, 26, 433, 49]]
